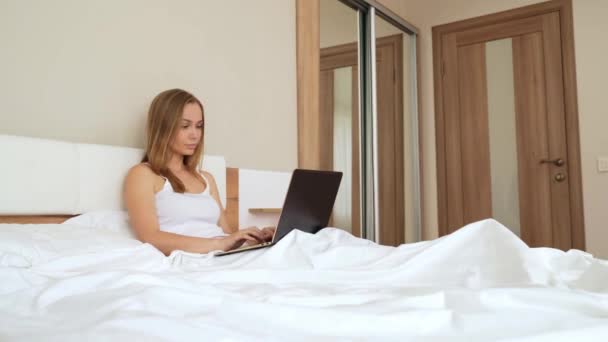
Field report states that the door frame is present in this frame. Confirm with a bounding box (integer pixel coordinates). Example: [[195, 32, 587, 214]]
[[432, 0, 585, 250]]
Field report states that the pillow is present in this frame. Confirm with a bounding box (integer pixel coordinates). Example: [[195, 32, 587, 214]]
[[63, 210, 135, 238], [0, 223, 141, 268]]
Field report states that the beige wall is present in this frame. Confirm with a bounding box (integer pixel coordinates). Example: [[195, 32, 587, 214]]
[[379, 0, 608, 258], [0, 0, 297, 172]]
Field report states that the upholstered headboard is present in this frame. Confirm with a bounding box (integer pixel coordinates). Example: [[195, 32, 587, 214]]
[[0, 134, 227, 215]]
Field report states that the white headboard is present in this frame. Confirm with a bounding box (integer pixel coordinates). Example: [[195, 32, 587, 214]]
[[238, 169, 291, 227], [0, 134, 226, 215]]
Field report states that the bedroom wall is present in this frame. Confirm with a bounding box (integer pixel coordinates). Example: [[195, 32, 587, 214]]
[[378, 0, 608, 258], [0, 0, 297, 172]]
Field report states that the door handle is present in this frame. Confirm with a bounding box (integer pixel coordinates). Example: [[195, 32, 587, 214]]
[[540, 158, 565, 167], [554, 173, 566, 182]]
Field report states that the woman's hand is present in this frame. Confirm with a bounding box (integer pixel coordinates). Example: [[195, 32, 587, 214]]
[[220, 227, 266, 251], [261, 226, 276, 241]]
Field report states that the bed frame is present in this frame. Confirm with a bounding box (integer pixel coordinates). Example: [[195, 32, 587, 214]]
[[0, 134, 293, 230], [0, 167, 243, 227]]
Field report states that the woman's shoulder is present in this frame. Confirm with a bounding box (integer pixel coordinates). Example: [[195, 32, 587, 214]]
[[198, 170, 215, 180], [199, 169, 217, 184], [128, 163, 157, 177]]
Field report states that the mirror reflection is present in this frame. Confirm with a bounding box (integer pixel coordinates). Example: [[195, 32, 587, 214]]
[[374, 13, 420, 245], [320, 0, 361, 237]]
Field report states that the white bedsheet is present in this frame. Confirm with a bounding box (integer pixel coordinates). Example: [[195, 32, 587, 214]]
[[1, 219, 607, 341]]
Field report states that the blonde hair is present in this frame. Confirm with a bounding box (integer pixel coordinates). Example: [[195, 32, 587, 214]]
[[142, 88, 205, 193]]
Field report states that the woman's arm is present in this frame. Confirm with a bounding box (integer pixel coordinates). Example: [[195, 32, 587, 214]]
[[124, 165, 258, 255], [201, 171, 276, 242], [201, 170, 236, 234]]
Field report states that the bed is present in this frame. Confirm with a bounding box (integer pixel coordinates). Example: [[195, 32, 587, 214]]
[[1, 134, 607, 341]]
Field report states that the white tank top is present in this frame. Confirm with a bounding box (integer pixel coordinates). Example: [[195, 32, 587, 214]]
[[154, 170, 227, 239]]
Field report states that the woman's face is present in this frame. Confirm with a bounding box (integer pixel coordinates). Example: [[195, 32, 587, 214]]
[[170, 102, 203, 157]]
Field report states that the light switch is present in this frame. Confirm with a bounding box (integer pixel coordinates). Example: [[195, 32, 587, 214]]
[[598, 157, 608, 173]]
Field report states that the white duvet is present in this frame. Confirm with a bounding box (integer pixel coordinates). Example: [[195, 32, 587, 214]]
[[1, 219, 607, 341]]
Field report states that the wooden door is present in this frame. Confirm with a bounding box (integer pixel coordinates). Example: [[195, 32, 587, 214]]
[[434, 2, 585, 251]]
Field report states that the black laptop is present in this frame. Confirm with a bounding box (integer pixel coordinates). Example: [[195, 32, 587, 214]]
[[215, 169, 342, 256]]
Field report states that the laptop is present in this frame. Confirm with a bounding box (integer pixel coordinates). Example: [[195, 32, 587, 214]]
[[215, 169, 342, 256]]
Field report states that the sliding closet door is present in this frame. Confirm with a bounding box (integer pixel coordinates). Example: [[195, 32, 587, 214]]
[[299, 0, 422, 243]]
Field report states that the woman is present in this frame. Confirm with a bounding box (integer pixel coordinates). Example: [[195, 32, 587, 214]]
[[124, 89, 274, 255]]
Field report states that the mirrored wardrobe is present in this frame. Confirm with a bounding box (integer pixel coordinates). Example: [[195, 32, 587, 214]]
[[300, 0, 421, 245]]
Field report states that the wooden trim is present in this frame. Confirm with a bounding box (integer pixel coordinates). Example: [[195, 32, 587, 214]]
[[456, 16, 542, 47], [225, 167, 239, 230], [416, 34, 426, 240], [351, 65, 361, 238], [319, 69, 335, 171], [296, 0, 322, 169], [559, 0, 585, 251], [321, 41, 358, 58], [0, 215, 74, 224], [392, 35, 406, 245], [248, 208, 282, 214], [432, 24, 447, 237], [320, 42, 358, 70], [433, 0, 565, 36], [432, 0, 585, 249]]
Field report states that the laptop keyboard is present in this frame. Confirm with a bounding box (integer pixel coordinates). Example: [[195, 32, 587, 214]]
[[237, 241, 271, 251], [216, 240, 273, 256]]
